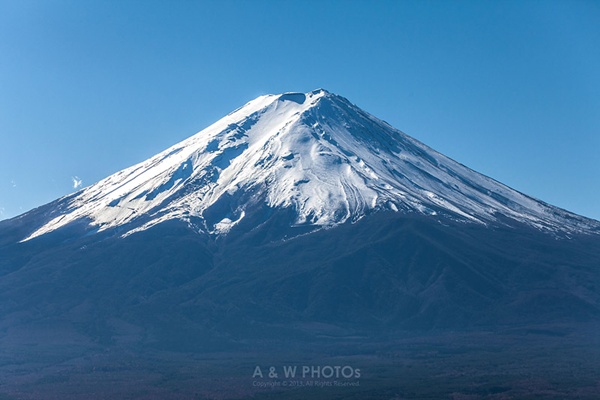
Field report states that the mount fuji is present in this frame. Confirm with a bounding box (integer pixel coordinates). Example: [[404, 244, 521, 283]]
[[1, 89, 599, 399]]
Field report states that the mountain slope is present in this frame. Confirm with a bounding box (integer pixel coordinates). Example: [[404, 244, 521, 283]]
[[19, 89, 599, 243]]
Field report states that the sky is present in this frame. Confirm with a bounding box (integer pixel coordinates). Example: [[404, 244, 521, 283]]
[[1, 0, 599, 221]]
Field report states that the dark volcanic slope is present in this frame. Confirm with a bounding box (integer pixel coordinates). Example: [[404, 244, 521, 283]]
[[1, 210, 599, 351]]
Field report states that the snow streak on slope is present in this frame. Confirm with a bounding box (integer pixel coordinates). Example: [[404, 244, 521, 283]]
[[23, 89, 599, 241]]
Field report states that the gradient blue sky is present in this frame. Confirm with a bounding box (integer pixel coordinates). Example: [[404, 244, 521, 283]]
[[1, 0, 599, 221]]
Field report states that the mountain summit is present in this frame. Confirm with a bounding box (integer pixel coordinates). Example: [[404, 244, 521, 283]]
[[22, 89, 598, 242]]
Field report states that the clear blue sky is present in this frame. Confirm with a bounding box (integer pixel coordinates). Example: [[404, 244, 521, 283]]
[[1, 0, 599, 221]]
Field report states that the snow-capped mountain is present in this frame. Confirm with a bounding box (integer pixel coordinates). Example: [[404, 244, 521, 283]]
[[22, 89, 599, 241], [2, 89, 600, 400]]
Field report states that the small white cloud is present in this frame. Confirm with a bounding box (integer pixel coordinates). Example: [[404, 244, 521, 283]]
[[10, 180, 16, 188], [72, 176, 82, 189]]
